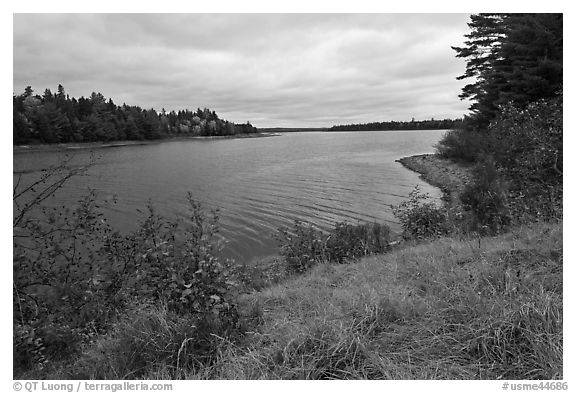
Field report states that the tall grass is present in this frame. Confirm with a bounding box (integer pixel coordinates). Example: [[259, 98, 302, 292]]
[[35, 221, 561, 380], [187, 221, 562, 379]]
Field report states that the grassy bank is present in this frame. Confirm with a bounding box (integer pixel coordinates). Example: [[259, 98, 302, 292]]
[[213, 221, 562, 379], [45, 220, 561, 380]]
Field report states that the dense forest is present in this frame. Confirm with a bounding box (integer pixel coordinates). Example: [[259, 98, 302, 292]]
[[330, 118, 462, 131], [13, 85, 257, 145]]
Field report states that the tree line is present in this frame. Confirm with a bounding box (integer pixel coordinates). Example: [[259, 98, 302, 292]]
[[13, 85, 257, 145], [330, 118, 462, 132]]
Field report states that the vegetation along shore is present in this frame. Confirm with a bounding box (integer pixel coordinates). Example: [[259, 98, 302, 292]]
[[13, 131, 280, 154], [13, 13, 562, 380], [14, 149, 562, 380]]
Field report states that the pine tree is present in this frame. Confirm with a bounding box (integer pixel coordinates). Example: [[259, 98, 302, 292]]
[[57, 84, 66, 99], [452, 14, 507, 129], [453, 13, 562, 130], [495, 14, 562, 107]]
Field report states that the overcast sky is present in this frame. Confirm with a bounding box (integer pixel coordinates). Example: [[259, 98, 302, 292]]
[[13, 13, 472, 128]]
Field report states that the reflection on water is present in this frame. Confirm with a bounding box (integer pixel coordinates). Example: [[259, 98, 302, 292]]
[[13, 130, 446, 263]]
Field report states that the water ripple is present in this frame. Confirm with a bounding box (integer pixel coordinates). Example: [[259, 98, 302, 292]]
[[14, 130, 446, 263]]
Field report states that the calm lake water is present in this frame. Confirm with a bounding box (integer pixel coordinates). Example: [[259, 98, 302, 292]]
[[14, 130, 446, 263]]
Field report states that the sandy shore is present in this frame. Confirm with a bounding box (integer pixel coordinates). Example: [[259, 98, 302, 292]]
[[13, 132, 281, 154]]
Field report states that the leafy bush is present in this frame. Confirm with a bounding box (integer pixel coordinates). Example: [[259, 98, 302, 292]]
[[489, 96, 562, 182], [277, 221, 391, 273], [13, 162, 239, 377], [437, 94, 562, 224], [13, 190, 123, 373], [325, 222, 390, 263], [487, 96, 563, 221], [460, 157, 511, 234], [392, 186, 448, 240], [435, 127, 489, 162], [277, 221, 326, 273], [118, 194, 237, 322]]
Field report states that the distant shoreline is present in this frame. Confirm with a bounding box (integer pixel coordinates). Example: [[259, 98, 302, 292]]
[[258, 127, 452, 133], [13, 132, 282, 154]]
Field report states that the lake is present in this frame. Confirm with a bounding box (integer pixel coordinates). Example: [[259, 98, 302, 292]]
[[13, 130, 446, 263]]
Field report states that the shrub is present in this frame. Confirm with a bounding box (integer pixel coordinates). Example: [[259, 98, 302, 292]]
[[13, 190, 122, 374], [460, 157, 511, 234], [488, 96, 562, 184], [392, 186, 448, 240], [438, 94, 562, 224], [14, 170, 239, 377], [118, 194, 237, 322], [435, 127, 489, 162], [487, 95, 563, 221], [277, 221, 326, 273], [277, 220, 392, 273], [325, 222, 390, 263]]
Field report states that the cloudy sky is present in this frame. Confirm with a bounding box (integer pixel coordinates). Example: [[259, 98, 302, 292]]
[[13, 13, 472, 128]]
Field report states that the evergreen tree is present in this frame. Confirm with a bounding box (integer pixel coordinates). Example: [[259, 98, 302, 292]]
[[452, 13, 562, 130], [56, 84, 66, 102], [495, 14, 562, 107], [43, 89, 54, 102]]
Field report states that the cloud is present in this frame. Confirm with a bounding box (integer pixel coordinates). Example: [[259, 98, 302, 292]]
[[13, 13, 471, 127]]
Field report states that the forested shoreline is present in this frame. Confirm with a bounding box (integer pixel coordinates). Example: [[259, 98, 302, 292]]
[[330, 118, 462, 131], [13, 85, 257, 145]]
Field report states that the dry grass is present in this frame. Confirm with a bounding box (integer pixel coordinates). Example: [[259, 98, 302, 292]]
[[191, 221, 562, 379], [40, 221, 562, 380]]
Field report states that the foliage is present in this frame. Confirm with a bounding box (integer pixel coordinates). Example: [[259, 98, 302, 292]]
[[13, 85, 257, 145], [441, 96, 563, 228], [13, 161, 239, 377], [439, 13, 563, 183], [435, 126, 491, 162], [441, 13, 562, 227], [119, 195, 238, 323], [392, 186, 448, 240], [277, 221, 391, 273], [325, 222, 390, 263], [277, 221, 326, 274], [488, 97, 562, 221], [453, 13, 562, 129], [488, 97, 562, 184], [14, 190, 122, 372], [460, 158, 511, 234]]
